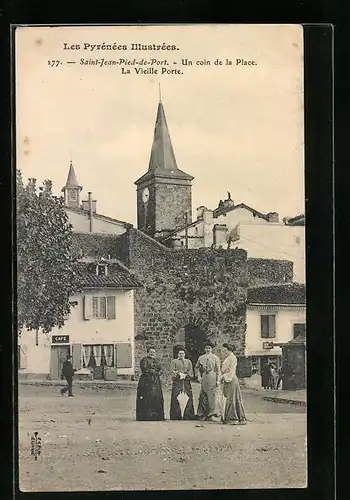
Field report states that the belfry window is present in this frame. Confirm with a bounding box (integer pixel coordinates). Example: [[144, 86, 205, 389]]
[[68, 190, 77, 201]]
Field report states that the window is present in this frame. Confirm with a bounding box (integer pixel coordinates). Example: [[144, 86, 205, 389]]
[[68, 190, 77, 201], [293, 323, 306, 339], [97, 264, 107, 276], [92, 297, 107, 319], [260, 314, 276, 338], [84, 295, 116, 320]]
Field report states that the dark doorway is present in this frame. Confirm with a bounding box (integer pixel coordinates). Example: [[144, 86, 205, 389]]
[[184, 323, 207, 378], [50, 345, 71, 380]]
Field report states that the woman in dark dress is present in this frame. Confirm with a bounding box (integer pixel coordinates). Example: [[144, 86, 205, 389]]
[[169, 346, 195, 420], [262, 362, 272, 390], [136, 346, 165, 421]]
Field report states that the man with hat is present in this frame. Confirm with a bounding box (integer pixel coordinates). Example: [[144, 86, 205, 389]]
[[195, 341, 221, 421]]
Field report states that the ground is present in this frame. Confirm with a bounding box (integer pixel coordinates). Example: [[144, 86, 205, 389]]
[[18, 383, 307, 491]]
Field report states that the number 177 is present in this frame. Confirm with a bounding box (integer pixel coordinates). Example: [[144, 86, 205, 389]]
[[47, 60, 61, 67]]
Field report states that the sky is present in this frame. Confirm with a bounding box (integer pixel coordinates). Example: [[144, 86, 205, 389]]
[[16, 24, 305, 226]]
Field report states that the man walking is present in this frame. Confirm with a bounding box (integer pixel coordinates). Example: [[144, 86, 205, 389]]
[[60, 353, 75, 397]]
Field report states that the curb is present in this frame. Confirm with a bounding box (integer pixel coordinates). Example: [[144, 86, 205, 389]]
[[262, 396, 306, 407], [19, 380, 138, 390]]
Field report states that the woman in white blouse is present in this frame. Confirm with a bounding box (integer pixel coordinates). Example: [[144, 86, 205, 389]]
[[219, 343, 247, 425]]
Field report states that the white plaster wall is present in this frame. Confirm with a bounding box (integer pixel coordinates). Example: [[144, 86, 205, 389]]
[[171, 219, 205, 249], [67, 210, 128, 235], [216, 207, 268, 228], [19, 289, 135, 376], [245, 307, 306, 356], [18, 330, 51, 375], [235, 223, 306, 282]]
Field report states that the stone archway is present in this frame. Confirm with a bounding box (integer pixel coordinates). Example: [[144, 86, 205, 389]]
[[172, 314, 210, 377], [184, 323, 207, 372]]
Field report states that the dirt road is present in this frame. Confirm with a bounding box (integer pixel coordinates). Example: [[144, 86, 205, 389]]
[[18, 384, 307, 491]]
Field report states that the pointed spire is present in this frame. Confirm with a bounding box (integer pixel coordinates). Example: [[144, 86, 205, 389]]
[[148, 100, 179, 173], [134, 95, 193, 186], [65, 160, 80, 188]]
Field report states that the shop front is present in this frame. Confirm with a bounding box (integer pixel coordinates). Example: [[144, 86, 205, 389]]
[[48, 340, 133, 380]]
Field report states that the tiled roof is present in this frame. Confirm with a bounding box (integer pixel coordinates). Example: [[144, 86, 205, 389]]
[[75, 261, 142, 289], [248, 283, 306, 305], [213, 202, 269, 221]]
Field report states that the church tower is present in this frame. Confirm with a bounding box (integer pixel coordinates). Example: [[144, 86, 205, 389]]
[[135, 96, 194, 239], [61, 161, 82, 209]]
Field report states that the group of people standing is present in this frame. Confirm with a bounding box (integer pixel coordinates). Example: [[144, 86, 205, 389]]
[[136, 341, 247, 425], [261, 362, 284, 390]]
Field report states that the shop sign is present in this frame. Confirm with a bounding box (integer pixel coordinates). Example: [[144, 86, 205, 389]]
[[52, 335, 70, 344], [262, 341, 274, 350]]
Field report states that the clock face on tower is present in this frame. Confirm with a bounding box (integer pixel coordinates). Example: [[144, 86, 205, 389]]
[[142, 187, 150, 204]]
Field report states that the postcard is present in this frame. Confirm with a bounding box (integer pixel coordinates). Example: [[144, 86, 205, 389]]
[[15, 24, 306, 491]]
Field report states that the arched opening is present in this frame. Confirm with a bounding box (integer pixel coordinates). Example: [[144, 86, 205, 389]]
[[184, 323, 208, 377]]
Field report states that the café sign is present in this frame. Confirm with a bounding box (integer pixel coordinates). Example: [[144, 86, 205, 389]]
[[52, 335, 70, 344]]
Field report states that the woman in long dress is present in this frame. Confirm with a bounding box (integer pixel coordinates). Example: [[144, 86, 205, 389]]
[[169, 346, 195, 420], [219, 343, 247, 425], [195, 341, 221, 422], [136, 346, 165, 421]]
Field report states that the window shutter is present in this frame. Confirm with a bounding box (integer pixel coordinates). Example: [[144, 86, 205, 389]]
[[20, 345, 27, 369], [107, 296, 116, 320], [269, 315, 276, 337], [72, 344, 82, 370], [261, 316, 268, 338], [83, 295, 92, 320], [116, 343, 132, 369]]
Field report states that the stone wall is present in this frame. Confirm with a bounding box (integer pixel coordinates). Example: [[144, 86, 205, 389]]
[[76, 229, 295, 384], [116, 229, 248, 383], [154, 182, 192, 234]]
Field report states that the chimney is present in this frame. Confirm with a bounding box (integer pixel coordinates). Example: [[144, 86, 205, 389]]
[[213, 224, 228, 247], [88, 192, 94, 233], [267, 212, 279, 223], [196, 206, 206, 220]]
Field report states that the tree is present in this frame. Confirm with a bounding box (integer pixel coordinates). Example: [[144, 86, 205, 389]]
[[17, 171, 80, 343]]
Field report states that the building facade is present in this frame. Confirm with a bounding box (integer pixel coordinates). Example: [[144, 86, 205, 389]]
[[245, 282, 306, 375], [18, 258, 142, 380]]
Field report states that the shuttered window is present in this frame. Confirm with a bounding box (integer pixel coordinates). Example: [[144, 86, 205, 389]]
[[72, 344, 82, 370], [84, 295, 115, 320], [116, 343, 132, 368], [19, 345, 27, 369], [260, 315, 276, 338], [106, 296, 116, 320]]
